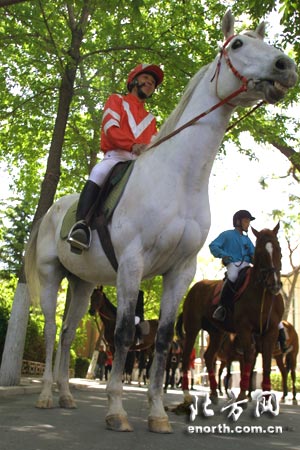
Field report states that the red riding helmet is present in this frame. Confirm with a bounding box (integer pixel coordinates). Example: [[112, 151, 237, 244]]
[[233, 210, 255, 227], [127, 63, 164, 90]]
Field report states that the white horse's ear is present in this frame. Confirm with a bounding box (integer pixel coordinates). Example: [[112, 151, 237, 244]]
[[255, 21, 266, 40], [222, 9, 235, 39]]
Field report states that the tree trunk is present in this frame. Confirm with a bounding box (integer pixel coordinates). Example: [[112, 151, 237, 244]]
[[0, 268, 30, 385], [0, 3, 91, 386]]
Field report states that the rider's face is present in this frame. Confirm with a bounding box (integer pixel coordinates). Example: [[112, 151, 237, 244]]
[[132, 73, 156, 100], [241, 217, 251, 231]]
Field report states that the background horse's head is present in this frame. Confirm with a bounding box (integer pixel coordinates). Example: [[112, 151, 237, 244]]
[[251, 222, 282, 294], [89, 286, 105, 316], [89, 286, 117, 318]]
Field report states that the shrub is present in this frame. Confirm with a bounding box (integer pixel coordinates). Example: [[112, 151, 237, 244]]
[[271, 372, 299, 391], [74, 357, 90, 378]]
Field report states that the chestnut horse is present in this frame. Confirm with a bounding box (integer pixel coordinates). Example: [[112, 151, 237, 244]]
[[176, 224, 284, 402], [89, 286, 158, 352], [217, 321, 298, 401]]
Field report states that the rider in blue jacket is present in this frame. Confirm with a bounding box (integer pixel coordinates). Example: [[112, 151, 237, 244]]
[[209, 210, 291, 354], [209, 209, 255, 322]]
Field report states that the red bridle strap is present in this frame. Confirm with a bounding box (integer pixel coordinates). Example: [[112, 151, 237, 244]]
[[148, 35, 255, 150], [211, 35, 248, 104]]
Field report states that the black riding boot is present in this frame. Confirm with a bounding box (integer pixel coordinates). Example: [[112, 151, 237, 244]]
[[213, 279, 234, 321], [67, 180, 100, 253], [278, 327, 292, 354]]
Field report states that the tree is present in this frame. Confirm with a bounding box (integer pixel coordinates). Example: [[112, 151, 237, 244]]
[[271, 205, 300, 321], [0, 0, 93, 385]]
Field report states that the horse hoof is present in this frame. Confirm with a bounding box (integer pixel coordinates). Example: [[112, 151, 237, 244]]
[[237, 392, 248, 407], [210, 392, 219, 405], [106, 414, 133, 432], [35, 396, 54, 409], [183, 391, 194, 404], [148, 416, 173, 433], [59, 395, 77, 409]]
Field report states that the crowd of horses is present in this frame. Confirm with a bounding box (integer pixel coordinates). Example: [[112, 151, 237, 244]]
[[89, 281, 299, 403]]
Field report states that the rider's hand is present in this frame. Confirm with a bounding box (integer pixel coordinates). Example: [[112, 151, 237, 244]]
[[222, 256, 231, 266], [132, 143, 147, 155]]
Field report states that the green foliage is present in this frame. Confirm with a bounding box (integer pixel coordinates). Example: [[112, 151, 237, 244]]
[[0, 198, 33, 278], [23, 310, 46, 362], [74, 356, 90, 378], [0, 0, 230, 270], [270, 371, 299, 391], [99, 276, 163, 319]]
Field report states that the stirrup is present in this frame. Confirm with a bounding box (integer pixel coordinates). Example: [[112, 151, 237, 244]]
[[213, 305, 226, 321], [67, 220, 92, 251]]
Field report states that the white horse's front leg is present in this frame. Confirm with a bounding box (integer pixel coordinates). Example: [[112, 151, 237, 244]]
[[147, 320, 174, 433], [106, 283, 138, 432], [148, 264, 196, 433]]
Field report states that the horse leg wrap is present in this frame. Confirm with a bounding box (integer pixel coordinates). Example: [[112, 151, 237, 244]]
[[262, 374, 271, 392], [208, 371, 218, 391], [182, 372, 189, 391], [240, 363, 251, 391]]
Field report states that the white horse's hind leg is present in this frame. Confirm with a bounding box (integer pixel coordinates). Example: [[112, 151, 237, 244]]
[[148, 264, 196, 433], [36, 269, 65, 409], [56, 278, 95, 408]]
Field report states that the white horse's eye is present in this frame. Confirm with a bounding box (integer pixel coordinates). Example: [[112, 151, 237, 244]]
[[231, 39, 243, 50]]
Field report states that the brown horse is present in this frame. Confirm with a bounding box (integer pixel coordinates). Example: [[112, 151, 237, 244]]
[[89, 286, 158, 352], [176, 224, 284, 402], [217, 321, 299, 401]]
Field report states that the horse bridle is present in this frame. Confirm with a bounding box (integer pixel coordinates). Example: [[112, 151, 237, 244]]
[[211, 34, 248, 100], [258, 267, 282, 291], [149, 35, 264, 150]]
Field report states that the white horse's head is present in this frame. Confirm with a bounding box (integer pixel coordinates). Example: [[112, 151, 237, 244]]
[[211, 10, 298, 106]]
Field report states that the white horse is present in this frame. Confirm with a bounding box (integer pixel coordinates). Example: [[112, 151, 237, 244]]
[[25, 10, 297, 433]]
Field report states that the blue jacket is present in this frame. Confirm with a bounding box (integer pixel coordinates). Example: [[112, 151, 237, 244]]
[[209, 229, 255, 264]]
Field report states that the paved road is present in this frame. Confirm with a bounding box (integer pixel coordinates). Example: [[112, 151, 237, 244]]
[[0, 379, 299, 450]]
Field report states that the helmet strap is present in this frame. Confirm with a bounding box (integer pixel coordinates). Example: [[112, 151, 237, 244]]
[[129, 77, 153, 99]]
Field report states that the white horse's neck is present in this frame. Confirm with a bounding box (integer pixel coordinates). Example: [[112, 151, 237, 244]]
[[147, 60, 233, 190]]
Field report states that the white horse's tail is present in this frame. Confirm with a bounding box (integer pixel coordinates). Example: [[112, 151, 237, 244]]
[[24, 218, 43, 306]]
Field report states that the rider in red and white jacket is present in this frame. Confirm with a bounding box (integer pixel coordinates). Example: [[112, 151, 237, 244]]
[[101, 91, 157, 154], [68, 63, 164, 253]]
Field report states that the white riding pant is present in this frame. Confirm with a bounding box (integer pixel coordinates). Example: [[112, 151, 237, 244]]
[[226, 261, 251, 283], [89, 150, 137, 187]]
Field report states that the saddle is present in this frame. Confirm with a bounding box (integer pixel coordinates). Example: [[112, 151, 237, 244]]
[[212, 266, 251, 306], [61, 161, 135, 270]]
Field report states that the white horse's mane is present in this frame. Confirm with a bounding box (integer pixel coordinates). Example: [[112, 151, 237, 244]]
[[151, 64, 210, 144]]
